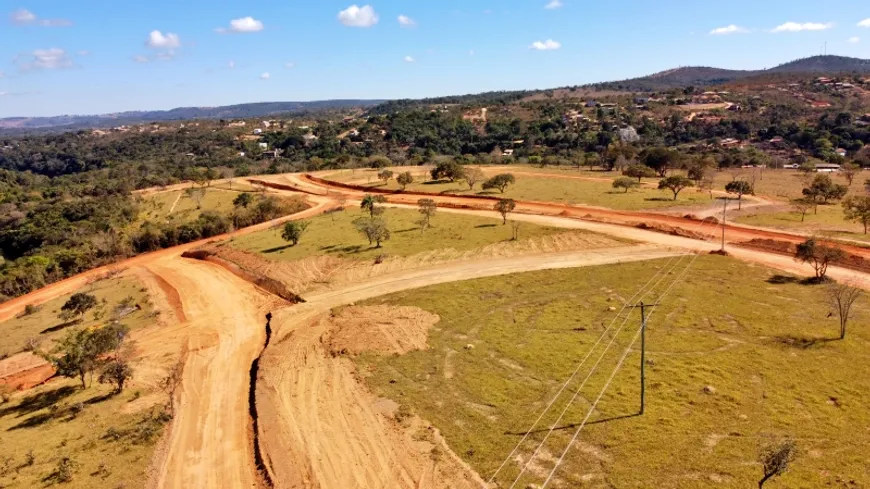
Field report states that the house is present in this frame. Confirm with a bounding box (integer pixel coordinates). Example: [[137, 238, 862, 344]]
[[253, 128, 263, 135], [815, 163, 841, 173], [228, 121, 246, 127], [810, 101, 832, 108], [836, 148, 847, 157], [261, 149, 282, 159], [502, 149, 515, 157], [261, 121, 271, 128], [258, 142, 268, 150], [720, 138, 741, 148]]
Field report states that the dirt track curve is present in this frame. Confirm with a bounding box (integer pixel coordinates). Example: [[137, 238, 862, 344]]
[[6, 171, 870, 489]]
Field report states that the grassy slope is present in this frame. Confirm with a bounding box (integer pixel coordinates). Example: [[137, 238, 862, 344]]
[[0, 275, 165, 489], [355, 256, 870, 488], [138, 187, 244, 226], [228, 207, 583, 261], [1, 276, 155, 358], [736, 204, 870, 242]]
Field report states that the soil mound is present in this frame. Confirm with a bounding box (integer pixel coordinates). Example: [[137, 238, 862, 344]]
[[326, 306, 439, 356]]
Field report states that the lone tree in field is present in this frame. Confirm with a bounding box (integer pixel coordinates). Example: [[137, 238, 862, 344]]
[[842, 196, 870, 234], [758, 440, 797, 488], [464, 167, 485, 190], [377, 169, 394, 185], [494, 198, 516, 225], [431, 161, 465, 182], [658, 176, 693, 201], [417, 199, 437, 231], [42, 323, 129, 389], [396, 171, 414, 191], [640, 147, 681, 177], [99, 357, 134, 393], [725, 180, 753, 210], [803, 174, 848, 213], [612, 177, 640, 193], [623, 164, 657, 183], [281, 221, 310, 246], [795, 239, 844, 282], [355, 218, 391, 248], [826, 282, 862, 340], [841, 162, 861, 186], [360, 194, 387, 218], [483, 174, 516, 194], [233, 192, 254, 209], [61, 293, 98, 320], [185, 186, 206, 210], [790, 198, 814, 222]]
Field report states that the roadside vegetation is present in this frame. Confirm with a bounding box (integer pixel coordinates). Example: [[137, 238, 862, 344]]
[[354, 255, 870, 488]]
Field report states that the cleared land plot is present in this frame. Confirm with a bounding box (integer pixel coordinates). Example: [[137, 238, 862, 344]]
[[138, 187, 245, 225], [228, 207, 591, 262], [355, 256, 870, 488], [1, 275, 155, 358], [736, 204, 870, 243], [343, 174, 714, 211]]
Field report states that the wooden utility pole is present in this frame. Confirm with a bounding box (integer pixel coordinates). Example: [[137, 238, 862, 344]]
[[631, 302, 659, 415]]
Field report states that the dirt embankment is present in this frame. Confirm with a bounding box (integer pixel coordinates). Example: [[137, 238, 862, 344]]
[[181, 249, 305, 304]]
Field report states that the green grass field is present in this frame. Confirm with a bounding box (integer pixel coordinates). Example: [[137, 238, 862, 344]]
[[736, 204, 870, 243], [1, 275, 156, 358], [139, 187, 243, 225], [228, 207, 585, 262], [354, 256, 870, 488]]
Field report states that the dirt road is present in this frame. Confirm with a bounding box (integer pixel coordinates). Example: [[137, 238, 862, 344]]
[[148, 255, 278, 489], [256, 245, 682, 489]]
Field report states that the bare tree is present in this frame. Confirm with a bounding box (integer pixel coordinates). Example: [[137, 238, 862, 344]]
[[790, 198, 814, 222], [826, 282, 862, 340], [464, 167, 485, 190], [511, 221, 521, 241], [759, 440, 797, 488], [185, 186, 206, 210], [160, 360, 184, 416]]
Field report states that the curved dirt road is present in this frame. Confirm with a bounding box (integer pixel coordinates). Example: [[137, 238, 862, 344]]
[[256, 245, 682, 489], [147, 255, 279, 489]]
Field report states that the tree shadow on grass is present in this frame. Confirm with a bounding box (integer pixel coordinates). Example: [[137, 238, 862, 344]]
[[39, 319, 83, 335], [767, 275, 800, 285], [0, 385, 77, 419], [475, 224, 497, 229], [645, 197, 676, 202], [394, 227, 421, 234], [262, 244, 294, 254], [772, 335, 839, 350]]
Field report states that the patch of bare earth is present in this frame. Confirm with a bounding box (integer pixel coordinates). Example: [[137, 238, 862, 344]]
[[210, 230, 625, 297], [326, 305, 439, 356]]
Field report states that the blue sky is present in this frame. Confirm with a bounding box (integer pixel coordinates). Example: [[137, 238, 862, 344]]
[[1, 0, 869, 117]]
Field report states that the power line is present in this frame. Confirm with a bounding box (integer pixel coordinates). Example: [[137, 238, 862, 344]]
[[540, 250, 704, 488], [506, 253, 691, 489], [485, 252, 685, 484]]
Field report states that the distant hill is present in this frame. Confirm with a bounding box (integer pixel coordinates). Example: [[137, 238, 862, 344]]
[[0, 100, 384, 134], [587, 55, 870, 92]]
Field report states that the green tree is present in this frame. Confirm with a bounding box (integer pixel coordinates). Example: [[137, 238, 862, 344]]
[[803, 174, 848, 213], [431, 161, 466, 182], [233, 193, 254, 209], [360, 194, 387, 218], [417, 199, 437, 231], [61, 293, 98, 320], [42, 323, 129, 388], [354, 218, 391, 247], [623, 164, 657, 183], [281, 221, 310, 246], [396, 171, 414, 190], [612, 177, 640, 193], [658, 176, 694, 201], [641, 147, 681, 177], [99, 358, 133, 393], [482, 174, 516, 193], [759, 441, 797, 489], [528, 155, 543, 168], [377, 169, 394, 185], [842, 196, 870, 234], [494, 199, 517, 224], [725, 180, 754, 210], [795, 239, 844, 282]]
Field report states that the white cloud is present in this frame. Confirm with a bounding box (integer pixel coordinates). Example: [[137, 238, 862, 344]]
[[338, 5, 378, 27], [10, 8, 36, 24], [771, 22, 833, 33], [147, 30, 181, 49], [285, 62, 295, 69], [859, 19, 870, 28], [544, 0, 564, 9], [20, 48, 73, 70], [228, 60, 235, 69], [848, 36, 860, 44], [217, 16, 264, 34], [260, 72, 270, 80], [78, 50, 90, 56], [710, 24, 749, 35], [9, 8, 71, 26], [398, 14, 416, 27], [530, 39, 561, 50], [403, 55, 415, 63], [133, 55, 150, 63], [0, 92, 7, 96]]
